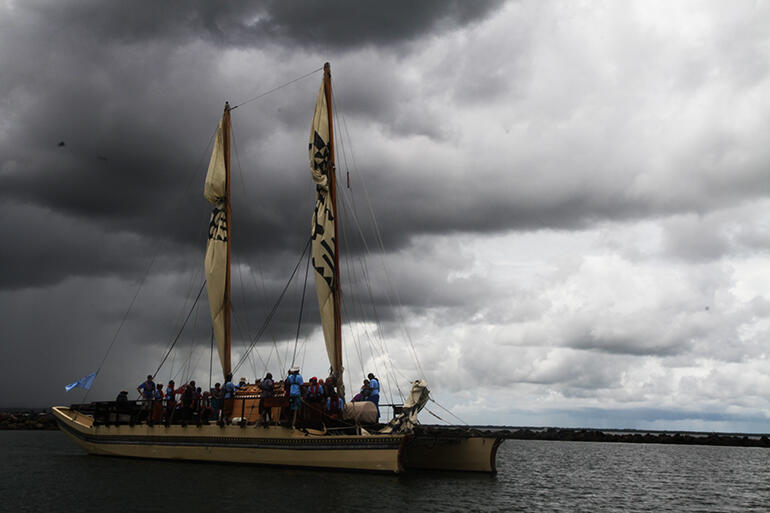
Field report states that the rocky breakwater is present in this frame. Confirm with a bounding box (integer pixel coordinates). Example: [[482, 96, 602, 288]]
[[0, 410, 58, 430]]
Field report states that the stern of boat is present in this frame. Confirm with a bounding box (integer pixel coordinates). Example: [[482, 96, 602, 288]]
[[403, 433, 503, 472]]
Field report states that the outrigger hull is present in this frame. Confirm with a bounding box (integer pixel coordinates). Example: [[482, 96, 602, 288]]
[[53, 406, 501, 473]]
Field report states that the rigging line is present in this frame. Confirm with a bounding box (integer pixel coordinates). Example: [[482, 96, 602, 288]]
[[183, 294, 203, 383], [209, 328, 214, 391], [299, 329, 310, 372], [429, 397, 469, 426], [82, 122, 219, 404], [231, 304, 268, 370], [230, 124, 274, 380], [330, 105, 398, 387], [152, 280, 207, 379], [336, 188, 404, 402], [332, 92, 425, 380], [332, 103, 404, 404], [187, 299, 211, 382], [229, 124, 254, 334], [231, 127, 287, 375], [232, 237, 312, 375], [231, 67, 323, 110], [341, 225, 397, 405], [338, 129, 425, 384], [337, 220, 367, 383], [291, 245, 312, 367], [425, 408, 449, 425]]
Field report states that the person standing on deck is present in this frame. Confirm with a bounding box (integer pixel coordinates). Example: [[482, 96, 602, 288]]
[[367, 373, 380, 421], [223, 374, 241, 423], [286, 367, 303, 427], [259, 372, 274, 426], [211, 382, 224, 422], [137, 375, 155, 399], [137, 375, 155, 422], [164, 380, 177, 423], [152, 383, 164, 423], [180, 381, 195, 423]]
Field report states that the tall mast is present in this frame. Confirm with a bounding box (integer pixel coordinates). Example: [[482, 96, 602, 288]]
[[223, 101, 232, 377], [323, 63, 344, 395]]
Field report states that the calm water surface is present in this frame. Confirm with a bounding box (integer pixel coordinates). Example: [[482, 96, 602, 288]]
[[2, 431, 769, 512]]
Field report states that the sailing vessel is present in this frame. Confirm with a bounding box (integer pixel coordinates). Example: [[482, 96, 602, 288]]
[[52, 63, 503, 473]]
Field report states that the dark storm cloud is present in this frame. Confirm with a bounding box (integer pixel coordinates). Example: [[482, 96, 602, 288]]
[[30, 0, 506, 49]]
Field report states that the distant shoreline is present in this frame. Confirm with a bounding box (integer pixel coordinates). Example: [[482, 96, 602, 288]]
[[424, 425, 770, 448], [2, 410, 769, 448]]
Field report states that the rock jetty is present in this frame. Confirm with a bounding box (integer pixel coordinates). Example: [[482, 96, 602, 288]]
[[0, 410, 57, 430]]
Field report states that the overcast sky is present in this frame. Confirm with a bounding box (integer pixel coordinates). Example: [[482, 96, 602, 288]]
[[2, 0, 769, 433]]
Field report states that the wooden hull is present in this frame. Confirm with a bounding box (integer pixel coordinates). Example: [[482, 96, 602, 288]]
[[404, 435, 502, 472], [53, 406, 502, 473]]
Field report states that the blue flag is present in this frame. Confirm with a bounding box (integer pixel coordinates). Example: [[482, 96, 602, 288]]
[[65, 372, 97, 392]]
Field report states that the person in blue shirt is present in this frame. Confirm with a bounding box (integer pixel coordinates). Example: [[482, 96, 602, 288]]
[[367, 373, 380, 421], [223, 373, 241, 423], [136, 375, 155, 422], [137, 375, 155, 401], [286, 367, 303, 427]]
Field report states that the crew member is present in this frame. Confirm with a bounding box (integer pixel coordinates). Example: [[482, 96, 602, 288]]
[[367, 373, 380, 421]]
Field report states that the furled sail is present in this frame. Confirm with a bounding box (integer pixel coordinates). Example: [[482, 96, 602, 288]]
[[309, 79, 342, 390], [205, 118, 229, 376]]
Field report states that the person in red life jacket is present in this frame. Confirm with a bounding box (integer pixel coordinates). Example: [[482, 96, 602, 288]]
[[317, 378, 329, 398], [325, 390, 344, 425], [306, 377, 324, 403]]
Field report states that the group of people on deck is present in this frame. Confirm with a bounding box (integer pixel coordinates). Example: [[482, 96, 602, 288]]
[[132, 374, 228, 425], [284, 367, 346, 427], [127, 369, 380, 426]]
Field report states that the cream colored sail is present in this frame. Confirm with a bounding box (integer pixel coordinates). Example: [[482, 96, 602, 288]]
[[204, 118, 228, 376], [309, 81, 342, 388]]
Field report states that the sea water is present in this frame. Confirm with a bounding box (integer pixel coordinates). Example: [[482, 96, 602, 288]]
[[2, 431, 769, 512]]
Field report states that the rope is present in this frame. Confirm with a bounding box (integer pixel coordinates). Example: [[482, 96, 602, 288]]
[[232, 67, 323, 110], [209, 328, 214, 390], [78, 123, 219, 403], [152, 280, 207, 378], [232, 237, 312, 374], [333, 88, 425, 380], [425, 408, 448, 424], [291, 247, 312, 367], [429, 397, 468, 426], [230, 123, 287, 374]]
